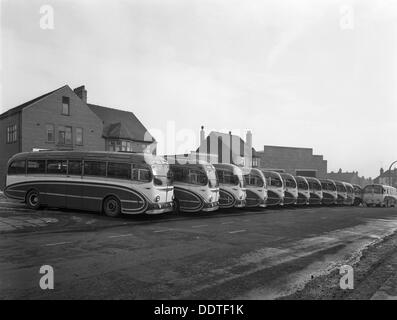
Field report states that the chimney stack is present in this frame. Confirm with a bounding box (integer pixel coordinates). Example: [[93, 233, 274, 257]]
[[200, 126, 205, 144], [246, 130, 252, 150], [74, 85, 87, 103]]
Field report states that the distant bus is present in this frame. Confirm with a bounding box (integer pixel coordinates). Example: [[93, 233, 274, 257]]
[[319, 179, 337, 205], [295, 176, 310, 205], [305, 177, 323, 205], [168, 159, 219, 213], [280, 173, 298, 205], [4, 151, 174, 217], [352, 184, 363, 206], [343, 182, 355, 206], [260, 170, 285, 206], [243, 168, 267, 208], [362, 184, 397, 208], [335, 181, 347, 205], [213, 164, 246, 208]]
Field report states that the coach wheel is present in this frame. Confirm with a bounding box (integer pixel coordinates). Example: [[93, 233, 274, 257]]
[[103, 196, 121, 217], [26, 190, 41, 210], [173, 199, 180, 214]]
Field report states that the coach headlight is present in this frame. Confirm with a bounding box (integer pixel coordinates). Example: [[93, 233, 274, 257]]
[[155, 195, 160, 202]]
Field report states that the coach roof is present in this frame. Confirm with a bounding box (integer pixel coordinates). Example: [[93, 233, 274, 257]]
[[7, 151, 166, 165]]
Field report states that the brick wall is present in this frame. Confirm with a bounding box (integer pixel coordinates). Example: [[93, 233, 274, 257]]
[[257, 145, 327, 178], [21, 86, 105, 153], [0, 112, 21, 189]]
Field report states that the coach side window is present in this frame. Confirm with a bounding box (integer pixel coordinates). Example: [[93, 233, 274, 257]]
[[68, 161, 82, 175], [108, 162, 131, 180], [27, 160, 46, 174], [47, 160, 67, 175], [84, 161, 106, 177], [8, 160, 26, 175]]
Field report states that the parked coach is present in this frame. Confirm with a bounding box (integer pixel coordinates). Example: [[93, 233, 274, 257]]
[[352, 184, 363, 206], [167, 158, 219, 213], [4, 151, 174, 217], [243, 168, 267, 208], [295, 176, 310, 205], [335, 180, 347, 205], [343, 182, 355, 206], [305, 177, 323, 205], [213, 163, 246, 209], [260, 170, 285, 206], [319, 179, 338, 205], [280, 173, 298, 205], [362, 184, 397, 208]]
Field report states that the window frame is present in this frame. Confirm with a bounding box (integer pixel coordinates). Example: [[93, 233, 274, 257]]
[[83, 160, 107, 177], [46, 160, 68, 175], [26, 159, 46, 175], [107, 162, 132, 180], [75, 127, 83, 146], [62, 96, 70, 116], [6, 124, 17, 144], [46, 123, 55, 143], [8, 160, 26, 175]]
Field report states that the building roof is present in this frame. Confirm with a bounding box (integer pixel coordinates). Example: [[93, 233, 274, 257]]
[[0, 85, 67, 119], [87, 103, 155, 143], [374, 169, 397, 182]]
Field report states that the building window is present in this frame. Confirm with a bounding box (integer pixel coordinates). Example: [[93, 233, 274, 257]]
[[108, 140, 120, 152], [252, 158, 259, 168], [46, 124, 55, 142], [58, 126, 72, 145], [121, 140, 133, 152], [107, 140, 134, 152], [76, 127, 83, 145], [62, 97, 70, 115], [6, 124, 17, 143]]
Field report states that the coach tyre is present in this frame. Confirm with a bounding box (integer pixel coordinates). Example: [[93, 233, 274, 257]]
[[103, 196, 121, 217], [26, 190, 41, 210], [173, 198, 180, 214]]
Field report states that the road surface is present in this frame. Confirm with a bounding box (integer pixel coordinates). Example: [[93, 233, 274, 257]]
[[1, 194, 397, 299]]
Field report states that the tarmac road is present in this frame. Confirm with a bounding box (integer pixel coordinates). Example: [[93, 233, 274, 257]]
[[1, 194, 397, 300]]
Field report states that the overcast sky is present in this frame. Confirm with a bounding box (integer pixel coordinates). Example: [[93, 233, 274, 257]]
[[1, 0, 396, 178]]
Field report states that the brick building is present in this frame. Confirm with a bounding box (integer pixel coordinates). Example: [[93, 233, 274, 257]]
[[0, 85, 156, 189], [195, 127, 258, 167], [374, 168, 397, 188], [255, 145, 327, 178], [326, 169, 372, 187], [194, 127, 326, 177]]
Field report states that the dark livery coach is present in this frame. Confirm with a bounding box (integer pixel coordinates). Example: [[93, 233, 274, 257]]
[[4, 151, 174, 217]]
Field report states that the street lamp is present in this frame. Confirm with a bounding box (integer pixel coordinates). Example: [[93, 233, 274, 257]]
[[388, 160, 397, 187]]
